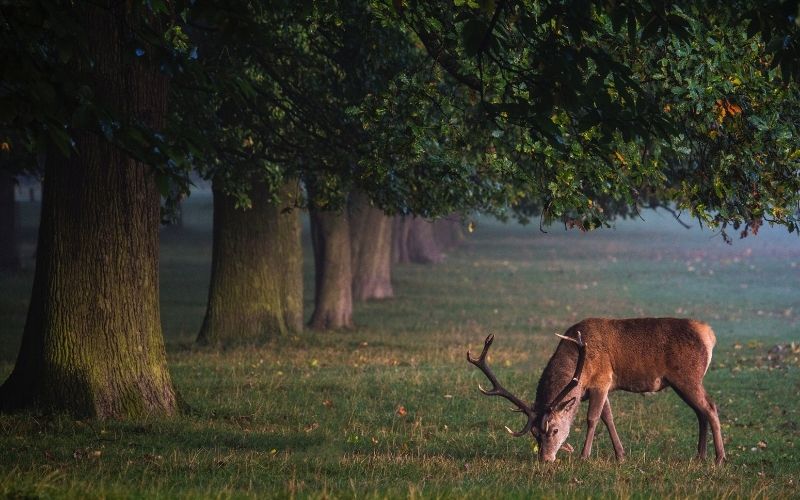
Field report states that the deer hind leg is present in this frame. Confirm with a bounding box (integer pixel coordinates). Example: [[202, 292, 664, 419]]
[[581, 388, 609, 459], [694, 408, 709, 460], [669, 381, 726, 465], [706, 396, 725, 465], [601, 398, 625, 462]]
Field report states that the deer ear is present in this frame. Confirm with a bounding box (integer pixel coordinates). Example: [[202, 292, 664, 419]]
[[554, 396, 576, 413]]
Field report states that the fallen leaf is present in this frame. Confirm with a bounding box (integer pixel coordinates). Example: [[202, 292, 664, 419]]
[[396, 405, 407, 416]]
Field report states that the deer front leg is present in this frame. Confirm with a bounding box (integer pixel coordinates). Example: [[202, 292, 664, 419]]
[[581, 388, 608, 459], [601, 398, 625, 462]]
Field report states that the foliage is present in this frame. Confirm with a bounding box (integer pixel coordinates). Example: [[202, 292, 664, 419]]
[[394, 1, 800, 233], [164, 0, 505, 215], [2, 1, 799, 228], [646, 10, 800, 239]]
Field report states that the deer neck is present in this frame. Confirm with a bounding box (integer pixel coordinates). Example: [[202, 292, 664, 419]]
[[534, 352, 584, 414]]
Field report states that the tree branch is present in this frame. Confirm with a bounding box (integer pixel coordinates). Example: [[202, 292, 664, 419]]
[[412, 26, 483, 91]]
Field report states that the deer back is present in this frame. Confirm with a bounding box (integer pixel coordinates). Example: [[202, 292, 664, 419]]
[[555, 318, 716, 395]]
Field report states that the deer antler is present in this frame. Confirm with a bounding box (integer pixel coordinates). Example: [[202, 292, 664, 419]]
[[467, 334, 536, 437], [547, 331, 586, 410]]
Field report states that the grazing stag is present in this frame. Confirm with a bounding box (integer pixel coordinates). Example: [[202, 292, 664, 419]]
[[467, 318, 725, 464]]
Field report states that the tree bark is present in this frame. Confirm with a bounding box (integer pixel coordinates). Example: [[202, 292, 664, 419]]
[[0, 171, 19, 271], [349, 192, 393, 301], [392, 216, 444, 264], [197, 180, 302, 346], [309, 209, 353, 330], [0, 4, 178, 418], [391, 215, 411, 264]]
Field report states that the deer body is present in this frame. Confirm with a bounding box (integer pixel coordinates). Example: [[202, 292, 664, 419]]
[[468, 318, 726, 465]]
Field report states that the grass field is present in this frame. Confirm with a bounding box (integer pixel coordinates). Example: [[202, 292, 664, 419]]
[[1, 195, 799, 498]]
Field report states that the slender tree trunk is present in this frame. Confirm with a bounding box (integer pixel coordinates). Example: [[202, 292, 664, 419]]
[[0, 4, 178, 418], [197, 180, 302, 346], [391, 216, 411, 264], [392, 216, 444, 264], [349, 192, 393, 301], [0, 171, 19, 271], [309, 208, 353, 329]]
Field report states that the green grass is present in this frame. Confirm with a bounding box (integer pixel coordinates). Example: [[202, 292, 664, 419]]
[[1, 197, 799, 498]]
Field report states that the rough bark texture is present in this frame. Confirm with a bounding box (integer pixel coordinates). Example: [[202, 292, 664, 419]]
[[349, 192, 393, 301], [433, 215, 465, 251], [392, 216, 444, 264], [0, 4, 178, 418], [197, 181, 302, 346], [309, 209, 353, 330], [0, 171, 19, 270]]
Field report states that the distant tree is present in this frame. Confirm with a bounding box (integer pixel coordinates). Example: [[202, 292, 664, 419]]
[[392, 217, 444, 265], [433, 215, 466, 252], [350, 191, 394, 301], [271, 1, 499, 328]]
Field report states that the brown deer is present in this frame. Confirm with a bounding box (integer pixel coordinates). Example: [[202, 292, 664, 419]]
[[467, 318, 725, 464]]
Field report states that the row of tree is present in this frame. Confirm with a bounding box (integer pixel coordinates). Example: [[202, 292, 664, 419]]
[[0, 0, 474, 417], [1, 0, 799, 418]]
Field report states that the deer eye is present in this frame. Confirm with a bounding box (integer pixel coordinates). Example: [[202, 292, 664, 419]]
[[553, 428, 558, 435]]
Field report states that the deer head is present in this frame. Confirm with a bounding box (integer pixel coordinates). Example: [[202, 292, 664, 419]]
[[467, 332, 586, 462]]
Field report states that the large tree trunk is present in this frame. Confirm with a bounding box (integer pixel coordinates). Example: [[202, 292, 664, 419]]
[[349, 192, 393, 301], [0, 4, 178, 418], [197, 180, 302, 346], [309, 209, 353, 330], [0, 171, 19, 271], [392, 216, 444, 264]]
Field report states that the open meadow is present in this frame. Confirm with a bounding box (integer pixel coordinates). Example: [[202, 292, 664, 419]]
[[1, 195, 799, 498]]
